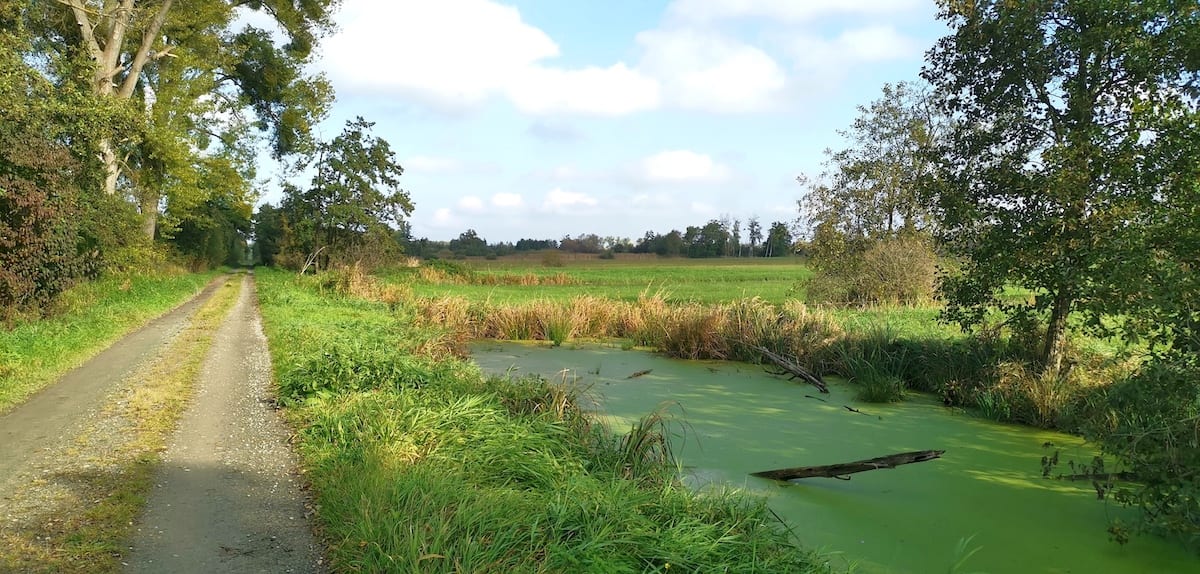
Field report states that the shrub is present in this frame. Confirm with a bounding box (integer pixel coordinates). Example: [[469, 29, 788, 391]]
[[541, 250, 565, 267], [804, 235, 937, 307], [0, 136, 97, 319], [1074, 359, 1200, 549]]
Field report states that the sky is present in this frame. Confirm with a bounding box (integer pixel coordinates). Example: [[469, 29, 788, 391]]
[[260, 0, 949, 243]]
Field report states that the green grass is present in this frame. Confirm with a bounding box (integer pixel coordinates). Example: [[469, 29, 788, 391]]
[[383, 257, 814, 305], [255, 267, 828, 573], [0, 270, 221, 413]]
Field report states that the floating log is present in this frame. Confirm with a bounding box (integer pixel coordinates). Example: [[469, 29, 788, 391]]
[[752, 450, 945, 481], [753, 345, 829, 393]]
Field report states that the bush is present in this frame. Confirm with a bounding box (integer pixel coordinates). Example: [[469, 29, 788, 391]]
[[541, 251, 565, 267], [804, 235, 937, 307], [0, 137, 97, 319], [1074, 359, 1200, 549]]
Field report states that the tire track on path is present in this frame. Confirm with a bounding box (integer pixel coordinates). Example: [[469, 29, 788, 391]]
[[125, 273, 325, 574]]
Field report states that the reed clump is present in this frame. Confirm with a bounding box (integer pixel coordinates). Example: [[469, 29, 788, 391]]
[[414, 293, 846, 365], [413, 260, 577, 286]]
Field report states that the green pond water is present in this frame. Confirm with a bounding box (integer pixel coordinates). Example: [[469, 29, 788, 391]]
[[471, 342, 1200, 574]]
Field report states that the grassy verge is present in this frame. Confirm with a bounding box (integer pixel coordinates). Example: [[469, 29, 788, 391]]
[[256, 267, 828, 573], [0, 276, 241, 573], [0, 269, 222, 412]]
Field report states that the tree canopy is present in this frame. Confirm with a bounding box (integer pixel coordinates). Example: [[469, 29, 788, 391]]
[[923, 0, 1200, 375]]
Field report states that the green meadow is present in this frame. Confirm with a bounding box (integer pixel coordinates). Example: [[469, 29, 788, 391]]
[[385, 256, 816, 305]]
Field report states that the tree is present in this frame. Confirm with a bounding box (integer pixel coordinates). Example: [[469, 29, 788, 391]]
[[730, 218, 742, 257], [763, 221, 792, 257], [797, 83, 946, 304], [40, 0, 335, 231], [253, 203, 283, 266], [450, 229, 489, 257], [747, 217, 762, 257], [923, 0, 1200, 376], [801, 82, 942, 241], [280, 117, 412, 269]]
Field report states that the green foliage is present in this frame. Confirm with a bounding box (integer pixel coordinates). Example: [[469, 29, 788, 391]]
[[0, 135, 96, 317], [762, 221, 793, 257], [800, 81, 941, 240], [0, 270, 216, 411], [1075, 360, 1200, 549], [275, 118, 412, 270], [923, 0, 1200, 374], [833, 326, 910, 403]]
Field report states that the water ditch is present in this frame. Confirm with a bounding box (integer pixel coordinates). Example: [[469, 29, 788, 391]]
[[471, 341, 1200, 574]]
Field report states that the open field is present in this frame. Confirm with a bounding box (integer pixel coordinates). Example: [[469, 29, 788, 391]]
[[384, 256, 816, 305]]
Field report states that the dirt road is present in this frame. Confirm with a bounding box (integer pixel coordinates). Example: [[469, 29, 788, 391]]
[[125, 274, 324, 573], [0, 277, 225, 491]]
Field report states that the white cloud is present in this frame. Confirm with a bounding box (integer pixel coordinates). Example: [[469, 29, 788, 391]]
[[632, 192, 676, 207], [666, 0, 923, 23], [790, 25, 921, 71], [456, 196, 485, 212], [541, 187, 599, 213], [322, 0, 553, 109], [491, 192, 524, 208], [404, 155, 461, 173], [835, 26, 921, 62], [639, 150, 732, 184], [322, 0, 656, 116], [690, 201, 718, 215], [637, 28, 786, 113], [507, 64, 659, 116], [431, 207, 459, 228]]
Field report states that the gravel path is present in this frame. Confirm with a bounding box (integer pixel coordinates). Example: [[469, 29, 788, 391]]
[[0, 277, 225, 492], [125, 274, 324, 573]]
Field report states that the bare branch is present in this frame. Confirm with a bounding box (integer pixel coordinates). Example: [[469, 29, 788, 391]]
[[62, 0, 103, 60], [98, 0, 135, 90], [118, 0, 175, 99]]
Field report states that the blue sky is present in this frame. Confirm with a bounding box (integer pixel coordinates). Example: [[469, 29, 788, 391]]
[[266, 0, 949, 242]]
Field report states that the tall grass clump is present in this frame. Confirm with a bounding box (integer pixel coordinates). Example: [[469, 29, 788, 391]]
[[254, 268, 826, 573], [828, 324, 910, 402]]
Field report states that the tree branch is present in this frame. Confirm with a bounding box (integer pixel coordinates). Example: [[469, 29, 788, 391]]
[[63, 0, 103, 60], [98, 0, 135, 91], [118, 0, 175, 98]]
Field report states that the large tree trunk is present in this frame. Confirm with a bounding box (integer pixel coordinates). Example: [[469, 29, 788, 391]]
[[1042, 289, 1073, 378], [140, 193, 159, 239], [66, 0, 175, 198], [100, 139, 120, 196]]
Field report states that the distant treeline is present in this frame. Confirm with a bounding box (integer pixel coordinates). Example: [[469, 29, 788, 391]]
[[397, 217, 796, 259]]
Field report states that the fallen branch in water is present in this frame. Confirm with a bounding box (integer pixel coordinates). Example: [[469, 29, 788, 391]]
[[753, 345, 829, 393], [752, 450, 945, 481]]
